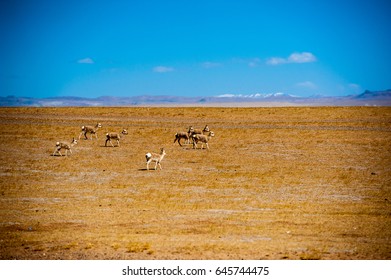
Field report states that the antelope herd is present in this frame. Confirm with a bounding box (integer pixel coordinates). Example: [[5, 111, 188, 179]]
[[53, 123, 214, 171]]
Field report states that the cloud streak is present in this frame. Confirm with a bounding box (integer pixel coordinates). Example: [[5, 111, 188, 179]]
[[267, 52, 316, 65], [202, 61, 222, 69], [153, 66, 174, 73], [296, 81, 317, 89], [248, 58, 261, 67], [77, 57, 94, 64]]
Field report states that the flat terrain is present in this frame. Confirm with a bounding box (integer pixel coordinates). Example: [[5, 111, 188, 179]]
[[0, 106, 390, 260]]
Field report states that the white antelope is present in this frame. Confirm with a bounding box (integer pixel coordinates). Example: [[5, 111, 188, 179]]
[[146, 148, 167, 170], [192, 131, 215, 150], [79, 123, 102, 140], [53, 138, 78, 156], [105, 129, 128, 147]]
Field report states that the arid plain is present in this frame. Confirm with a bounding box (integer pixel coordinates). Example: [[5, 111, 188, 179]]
[[0, 106, 390, 260]]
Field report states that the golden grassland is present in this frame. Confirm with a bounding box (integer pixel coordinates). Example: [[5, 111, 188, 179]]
[[0, 106, 390, 260]]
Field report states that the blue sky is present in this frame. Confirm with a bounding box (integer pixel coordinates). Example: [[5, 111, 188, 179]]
[[1, 0, 390, 98]]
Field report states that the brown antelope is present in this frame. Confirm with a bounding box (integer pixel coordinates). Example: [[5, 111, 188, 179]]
[[173, 132, 190, 146], [105, 129, 128, 147], [79, 123, 102, 140], [53, 138, 78, 156], [192, 131, 215, 150]]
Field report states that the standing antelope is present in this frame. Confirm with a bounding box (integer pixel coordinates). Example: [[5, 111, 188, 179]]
[[146, 148, 167, 170], [105, 129, 128, 147], [192, 131, 215, 150], [79, 123, 102, 140], [52, 138, 78, 156]]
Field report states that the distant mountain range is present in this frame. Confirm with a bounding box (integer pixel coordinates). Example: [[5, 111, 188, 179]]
[[1, 90, 391, 107]]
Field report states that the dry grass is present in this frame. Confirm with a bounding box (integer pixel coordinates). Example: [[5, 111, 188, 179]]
[[0, 106, 390, 260]]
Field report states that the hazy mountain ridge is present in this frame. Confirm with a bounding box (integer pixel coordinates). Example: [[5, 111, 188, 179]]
[[1, 90, 390, 107]]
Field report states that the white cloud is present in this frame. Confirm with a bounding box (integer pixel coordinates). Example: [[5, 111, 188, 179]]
[[267, 52, 316, 65], [153, 66, 174, 73], [266, 57, 286, 65], [348, 83, 361, 92], [288, 52, 316, 63], [202, 61, 222, 68], [248, 58, 261, 67], [230, 57, 262, 67], [339, 83, 362, 94], [296, 81, 317, 89], [77, 57, 94, 64]]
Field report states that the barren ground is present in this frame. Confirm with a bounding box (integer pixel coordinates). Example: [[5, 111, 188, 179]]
[[0, 106, 390, 260]]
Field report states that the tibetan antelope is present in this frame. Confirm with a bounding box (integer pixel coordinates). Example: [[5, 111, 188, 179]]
[[79, 123, 102, 140], [105, 129, 128, 147], [146, 148, 167, 170], [173, 132, 190, 146], [188, 125, 210, 138], [192, 131, 215, 150], [52, 138, 78, 156]]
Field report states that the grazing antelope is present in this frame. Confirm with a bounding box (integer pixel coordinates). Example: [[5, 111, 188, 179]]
[[146, 148, 167, 170], [192, 131, 215, 150], [105, 129, 128, 147], [79, 123, 102, 140], [53, 138, 78, 156], [173, 132, 190, 146]]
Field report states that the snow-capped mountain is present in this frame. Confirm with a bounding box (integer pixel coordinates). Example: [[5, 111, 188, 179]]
[[217, 92, 294, 98], [1, 90, 390, 106]]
